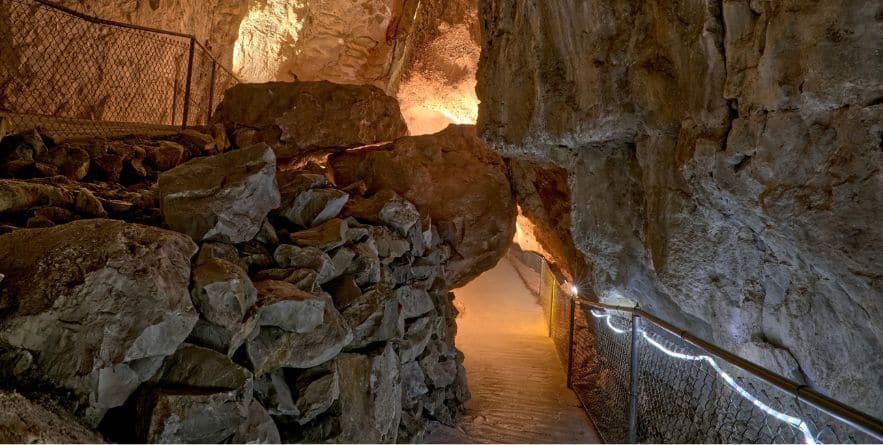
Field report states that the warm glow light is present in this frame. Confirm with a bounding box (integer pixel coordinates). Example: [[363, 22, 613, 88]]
[[570, 285, 579, 296]]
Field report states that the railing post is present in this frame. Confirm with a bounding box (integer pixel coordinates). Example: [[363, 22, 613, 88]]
[[566, 294, 576, 389], [207, 62, 217, 122], [628, 312, 642, 443], [548, 279, 555, 337], [181, 36, 196, 128]]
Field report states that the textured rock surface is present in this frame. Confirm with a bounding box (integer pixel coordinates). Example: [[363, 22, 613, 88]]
[[330, 124, 516, 287], [477, 0, 883, 414], [159, 143, 280, 243], [0, 391, 105, 443], [0, 219, 198, 424], [213, 81, 408, 158]]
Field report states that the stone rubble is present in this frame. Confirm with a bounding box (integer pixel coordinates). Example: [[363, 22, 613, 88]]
[[0, 81, 477, 443]]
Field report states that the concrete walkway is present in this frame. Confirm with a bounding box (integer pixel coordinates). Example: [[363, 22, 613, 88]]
[[427, 259, 600, 443]]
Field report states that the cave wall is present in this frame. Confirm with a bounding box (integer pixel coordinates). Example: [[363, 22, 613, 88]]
[[476, 0, 883, 415]]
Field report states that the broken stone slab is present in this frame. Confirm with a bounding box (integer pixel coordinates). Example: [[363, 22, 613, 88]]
[[246, 292, 352, 374], [212, 81, 409, 158], [342, 286, 402, 349], [336, 343, 402, 443], [342, 189, 421, 235], [395, 286, 436, 319], [291, 217, 348, 251], [0, 219, 198, 425], [273, 244, 338, 284], [253, 280, 325, 333], [281, 188, 349, 228], [159, 143, 281, 244], [293, 368, 340, 426], [190, 258, 257, 330]]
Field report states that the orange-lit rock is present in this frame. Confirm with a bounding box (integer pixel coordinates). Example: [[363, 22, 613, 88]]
[[329, 125, 516, 288]]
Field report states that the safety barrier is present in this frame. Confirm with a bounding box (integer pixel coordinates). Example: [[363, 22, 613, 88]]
[[0, 0, 239, 139], [512, 251, 883, 444]]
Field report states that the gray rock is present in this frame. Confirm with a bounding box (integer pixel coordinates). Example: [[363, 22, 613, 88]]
[[401, 361, 430, 408], [254, 368, 297, 415], [253, 280, 325, 333], [341, 286, 402, 349], [190, 258, 257, 330], [195, 241, 247, 270], [399, 317, 437, 363], [252, 268, 318, 292], [346, 238, 381, 287], [336, 343, 401, 443], [186, 317, 258, 357], [273, 244, 337, 284], [246, 292, 352, 375], [395, 286, 435, 319], [371, 226, 411, 263], [232, 400, 281, 444], [0, 220, 198, 425], [254, 219, 279, 246], [282, 188, 349, 228], [159, 143, 281, 243], [343, 189, 421, 235]]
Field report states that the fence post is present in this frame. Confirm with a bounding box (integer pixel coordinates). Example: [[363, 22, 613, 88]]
[[566, 295, 576, 388], [548, 279, 555, 338], [628, 311, 642, 443], [207, 62, 217, 122], [181, 36, 196, 128]]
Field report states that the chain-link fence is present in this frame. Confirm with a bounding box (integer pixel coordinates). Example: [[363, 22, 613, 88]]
[[509, 250, 883, 444], [0, 0, 239, 140]]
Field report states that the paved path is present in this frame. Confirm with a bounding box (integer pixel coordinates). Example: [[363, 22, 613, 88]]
[[427, 259, 600, 443]]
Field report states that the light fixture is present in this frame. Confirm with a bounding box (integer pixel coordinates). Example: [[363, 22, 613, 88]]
[[570, 284, 579, 296]]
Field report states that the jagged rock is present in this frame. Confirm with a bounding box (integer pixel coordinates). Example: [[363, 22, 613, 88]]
[[254, 369, 297, 416], [291, 217, 348, 251], [252, 268, 318, 292], [0, 178, 106, 218], [277, 170, 328, 203], [239, 241, 276, 272], [232, 400, 281, 444], [395, 286, 435, 319], [0, 391, 105, 443], [159, 143, 281, 243], [136, 345, 253, 443], [399, 317, 437, 363], [195, 241, 247, 271], [273, 244, 337, 284], [190, 258, 256, 330], [326, 274, 363, 311], [336, 343, 402, 443], [186, 317, 257, 358], [0, 130, 48, 177], [0, 220, 198, 425], [419, 340, 458, 389], [346, 238, 381, 287], [401, 361, 430, 408], [341, 286, 402, 349], [281, 188, 349, 228], [255, 219, 279, 246], [35, 146, 91, 180], [371, 226, 410, 263], [330, 125, 516, 287], [253, 280, 325, 333], [293, 367, 340, 425], [213, 81, 409, 158], [144, 141, 185, 171], [246, 289, 352, 374], [83, 141, 146, 183], [343, 189, 421, 235]]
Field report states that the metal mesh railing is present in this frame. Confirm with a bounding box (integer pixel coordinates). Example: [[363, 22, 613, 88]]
[[510, 251, 883, 444], [0, 0, 239, 139]]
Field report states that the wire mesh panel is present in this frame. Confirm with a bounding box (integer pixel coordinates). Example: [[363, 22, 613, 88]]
[[576, 307, 882, 444], [0, 0, 238, 139], [550, 282, 572, 369], [538, 260, 556, 335]]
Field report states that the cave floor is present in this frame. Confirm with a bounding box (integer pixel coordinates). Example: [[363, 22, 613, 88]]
[[426, 259, 601, 444]]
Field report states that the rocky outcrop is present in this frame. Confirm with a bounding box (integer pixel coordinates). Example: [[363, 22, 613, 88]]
[[159, 143, 280, 243], [477, 0, 883, 414], [0, 219, 198, 425], [329, 124, 516, 287], [213, 81, 409, 158]]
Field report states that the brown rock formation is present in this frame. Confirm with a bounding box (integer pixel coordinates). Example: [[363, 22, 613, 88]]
[[329, 124, 517, 287]]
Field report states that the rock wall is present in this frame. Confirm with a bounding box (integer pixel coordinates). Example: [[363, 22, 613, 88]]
[[476, 0, 883, 415], [0, 82, 477, 442]]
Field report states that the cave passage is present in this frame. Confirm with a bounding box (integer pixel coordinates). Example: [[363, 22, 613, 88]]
[[427, 255, 600, 443]]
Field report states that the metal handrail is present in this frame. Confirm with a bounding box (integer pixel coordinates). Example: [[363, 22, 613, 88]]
[[576, 299, 883, 441]]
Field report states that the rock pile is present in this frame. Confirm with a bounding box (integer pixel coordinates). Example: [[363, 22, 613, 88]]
[[0, 85, 473, 442]]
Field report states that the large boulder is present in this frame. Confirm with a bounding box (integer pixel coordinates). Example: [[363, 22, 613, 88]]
[[329, 125, 516, 287], [212, 81, 409, 159], [158, 143, 280, 244], [0, 220, 199, 425]]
